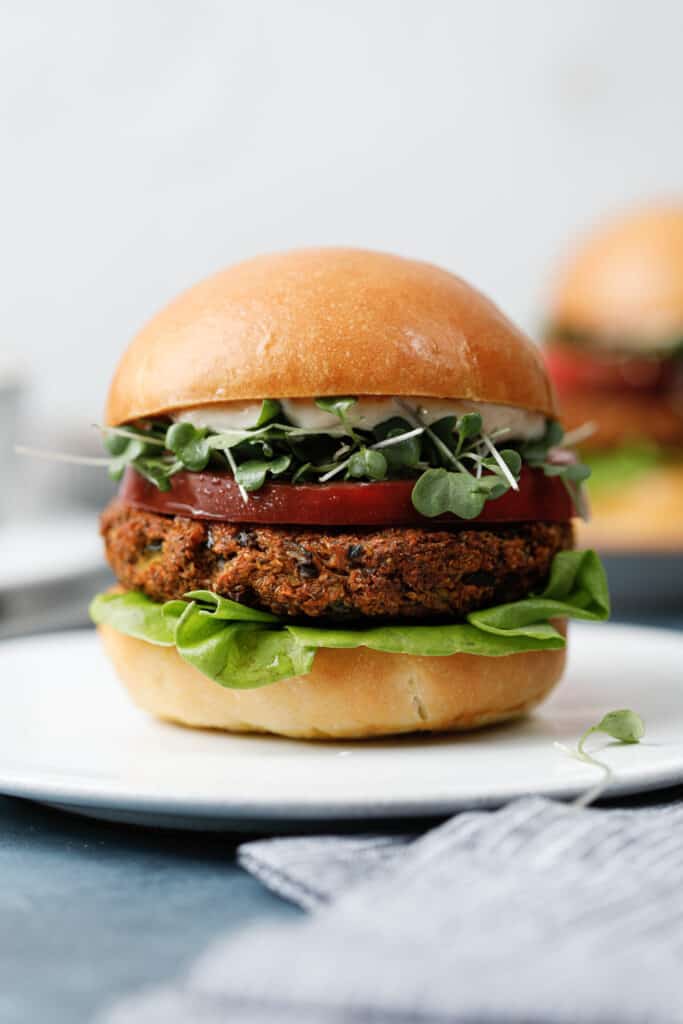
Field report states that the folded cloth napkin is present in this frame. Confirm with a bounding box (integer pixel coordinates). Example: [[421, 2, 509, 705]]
[[103, 794, 683, 1024]]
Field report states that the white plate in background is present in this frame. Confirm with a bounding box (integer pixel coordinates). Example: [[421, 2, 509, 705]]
[[0, 623, 680, 830]]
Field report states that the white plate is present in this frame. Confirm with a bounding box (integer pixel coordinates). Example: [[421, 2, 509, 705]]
[[0, 624, 681, 830], [0, 516, 104, 591]]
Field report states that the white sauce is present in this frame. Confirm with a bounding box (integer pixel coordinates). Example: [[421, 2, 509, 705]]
[[176, 397, 546, 440]]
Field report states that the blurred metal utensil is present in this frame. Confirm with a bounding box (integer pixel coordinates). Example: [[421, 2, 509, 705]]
[[0, 357, 25, 523], [0, 568, 113, 641], [0, 513, 111, 638]]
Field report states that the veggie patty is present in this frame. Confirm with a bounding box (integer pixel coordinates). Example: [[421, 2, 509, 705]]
[[101, 501, 573, 622]]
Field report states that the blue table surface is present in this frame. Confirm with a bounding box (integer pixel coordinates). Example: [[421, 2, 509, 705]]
[[3, 611, 682, 1024], [0, 796, 301, 1024]]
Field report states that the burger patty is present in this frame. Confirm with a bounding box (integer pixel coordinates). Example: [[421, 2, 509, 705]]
[[101, 501, 573, 622]]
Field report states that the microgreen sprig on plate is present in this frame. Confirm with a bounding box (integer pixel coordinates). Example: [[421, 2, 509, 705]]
[[556, 709, 646, 807], [577, 709, 646, 752]]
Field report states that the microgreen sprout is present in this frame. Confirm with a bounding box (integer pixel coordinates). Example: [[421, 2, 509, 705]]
[[222, 445, 248, 503], [369, 426, 424, 451], [16, 399, 592, 523], [315, 396, 361, 442], [555, 709, 645, 807], [14, 445, 112, 467], [578, 709, 645, 752], [394, 399, 460, 470], [95, 424, 166, 447], [481, 433, 520, 491], [314, 396, 357, 418], [318, 460, 352, 483], [254, 399, 282, 427], [561, 421, 597, 447]]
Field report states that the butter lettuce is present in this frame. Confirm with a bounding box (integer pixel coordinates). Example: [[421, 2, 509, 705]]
[[586, 442, 664, 495], [90, 549, 610, 690], [90, 590, 177, 645]]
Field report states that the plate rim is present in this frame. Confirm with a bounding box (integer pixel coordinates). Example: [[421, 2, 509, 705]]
[[0, 623, 681, 824], [2, 762, 683, 823]]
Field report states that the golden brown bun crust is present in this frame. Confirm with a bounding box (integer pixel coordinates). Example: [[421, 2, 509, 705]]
[[550, 203, 683, 345], [98, 623, 566, 740], [106, 248, 555, 425], [579, 463, 683, 553]]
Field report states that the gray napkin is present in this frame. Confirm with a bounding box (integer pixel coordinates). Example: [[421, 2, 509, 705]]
[[104, 794, 683, 1023]]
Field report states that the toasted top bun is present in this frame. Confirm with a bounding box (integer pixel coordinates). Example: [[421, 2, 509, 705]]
[[106, 248, 555, 426], [549, 203, 683, 350]]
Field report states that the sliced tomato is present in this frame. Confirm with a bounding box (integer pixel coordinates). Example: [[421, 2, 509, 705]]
[[120, 465, 574, 525], [545, 345, 678, 396]]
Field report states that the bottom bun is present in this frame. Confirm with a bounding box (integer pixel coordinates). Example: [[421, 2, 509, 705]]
[[99, 623, 567, 740], [578, 463, 683, 552]]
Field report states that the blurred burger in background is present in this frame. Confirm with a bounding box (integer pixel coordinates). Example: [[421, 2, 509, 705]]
[[544, 204, 683, 552]]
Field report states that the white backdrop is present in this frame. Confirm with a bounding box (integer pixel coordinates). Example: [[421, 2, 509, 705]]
[[2, 0, 682, 425]]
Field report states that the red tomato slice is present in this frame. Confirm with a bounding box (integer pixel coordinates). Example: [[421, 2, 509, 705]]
[[545, 345, 677, 396], [120, 465, 574, 525]]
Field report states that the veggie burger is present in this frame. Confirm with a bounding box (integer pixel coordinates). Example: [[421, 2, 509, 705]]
[[545, 203, 683, 551], [91, 248, 609, 739]]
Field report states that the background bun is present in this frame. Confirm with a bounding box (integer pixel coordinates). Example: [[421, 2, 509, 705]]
[[106, 247, 555, 425], [550, 203, 683, 348], [578, 464, 683, 552], [99, 623, 566, 740]]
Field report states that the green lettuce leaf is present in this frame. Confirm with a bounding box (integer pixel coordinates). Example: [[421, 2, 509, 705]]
[[90, 591, 176, 645], [586, 442, 664, 495], [468, 549, 610, 638], [173, 604, 314, 689], [287, 622, 564, 656], [184, 591, 278, 622], [90, 549, 609, 690]]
